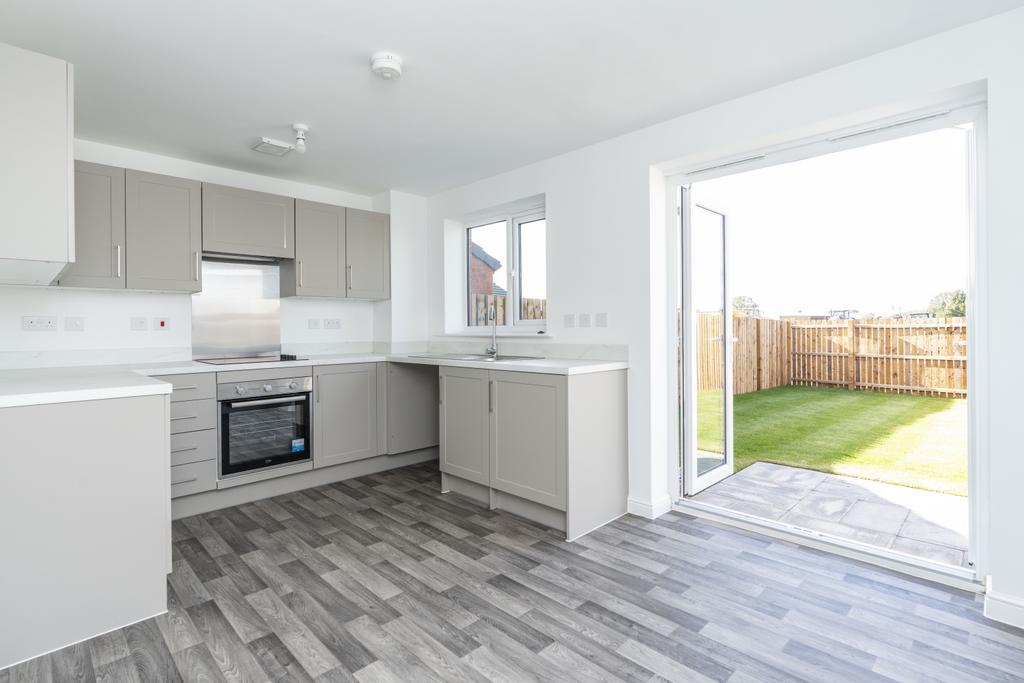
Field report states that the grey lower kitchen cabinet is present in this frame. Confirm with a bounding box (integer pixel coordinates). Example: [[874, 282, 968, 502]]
[[386, 362, 440, 454], [58, 161, 126, 289], [153, 373, 218, 499], [125, 170, 202, 292], [202, 183, 295, 258], [438, 366, 491, 486], [345, 207, 390, 299], [281, 199, 346, 297], [490, 371, 567, 510], [440, 367, 627, 540], [314, 363, 378, 468]]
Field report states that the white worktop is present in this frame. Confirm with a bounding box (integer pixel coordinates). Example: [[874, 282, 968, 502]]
[[0, 353, 628, 408]]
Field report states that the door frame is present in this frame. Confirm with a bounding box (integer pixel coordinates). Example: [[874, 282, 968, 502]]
[[665, 99, 988, 580]]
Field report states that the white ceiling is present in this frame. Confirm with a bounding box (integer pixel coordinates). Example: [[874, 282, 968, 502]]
[[1, 1, 1020, 196]]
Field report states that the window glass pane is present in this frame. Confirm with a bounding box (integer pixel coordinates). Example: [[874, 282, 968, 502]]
[[518, 218, 547, 321], [467, 221, 508, 326]]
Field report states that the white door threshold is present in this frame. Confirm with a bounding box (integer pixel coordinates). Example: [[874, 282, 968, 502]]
[[673, 498, 981, 593]]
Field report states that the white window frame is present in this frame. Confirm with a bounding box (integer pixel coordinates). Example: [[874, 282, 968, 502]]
[[465, 207, 547, 331]]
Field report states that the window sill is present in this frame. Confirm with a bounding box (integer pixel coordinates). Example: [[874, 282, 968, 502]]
[[439, 330, 554, 339]]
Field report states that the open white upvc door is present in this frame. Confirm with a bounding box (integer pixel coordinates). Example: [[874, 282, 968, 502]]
[[680, 187, 734, 495]]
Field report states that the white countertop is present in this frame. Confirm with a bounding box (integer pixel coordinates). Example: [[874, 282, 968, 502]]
[[0, 353, 628, 408]]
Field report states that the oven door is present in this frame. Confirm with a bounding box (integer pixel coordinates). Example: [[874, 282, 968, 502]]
[[220, 393, 311, 476]]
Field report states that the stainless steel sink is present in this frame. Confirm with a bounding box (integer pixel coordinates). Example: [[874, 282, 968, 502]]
[[408, 353, 544, 362]]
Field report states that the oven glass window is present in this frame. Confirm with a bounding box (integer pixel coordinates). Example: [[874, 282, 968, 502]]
[[222, 397, 310, 474]]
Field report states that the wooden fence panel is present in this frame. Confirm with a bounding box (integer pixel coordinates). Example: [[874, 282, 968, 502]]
[[469, 294, 547, 326], [693, 313, 966, 397]]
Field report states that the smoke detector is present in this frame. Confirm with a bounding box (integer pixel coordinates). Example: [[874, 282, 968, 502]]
[[370, 52, 402, 80], [251, 123, 310, 156]]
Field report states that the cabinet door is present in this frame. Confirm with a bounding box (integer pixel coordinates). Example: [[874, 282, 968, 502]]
[[489, 371, 567, 510], [345, 208, 390, 299], [202, 184, 295, 258], [314, 363, 378, 468], [125, 171, 202, 292], [439, 366, 489, 485], [282, 200, 345, 297], [387, 363, 440, 454], [59, 162, 125, 289]]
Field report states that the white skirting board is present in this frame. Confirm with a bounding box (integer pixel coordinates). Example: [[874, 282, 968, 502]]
[[985, 587, 1024, 629], [171, 448, 438, 519]]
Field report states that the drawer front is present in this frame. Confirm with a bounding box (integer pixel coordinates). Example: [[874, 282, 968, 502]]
[[154, 373, 216, 402], [170, 429, 217, 467], [169, 398, 217, 434], [170, 460, 217, 499]]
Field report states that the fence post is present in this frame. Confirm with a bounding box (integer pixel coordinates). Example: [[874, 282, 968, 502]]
[[755, 318, 763, 391], [847, 319, 857, 390]]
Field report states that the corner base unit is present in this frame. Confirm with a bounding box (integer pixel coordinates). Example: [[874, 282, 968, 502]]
[[439, 367, 627, 541]]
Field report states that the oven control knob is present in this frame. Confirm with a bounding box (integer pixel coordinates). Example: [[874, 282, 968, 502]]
[[288, 381, 298, 390], [235, 385, 247, 396], [263, 383, 273, 392]]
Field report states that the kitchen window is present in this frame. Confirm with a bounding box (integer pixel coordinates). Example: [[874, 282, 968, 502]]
[[466, 209, 546, 329]]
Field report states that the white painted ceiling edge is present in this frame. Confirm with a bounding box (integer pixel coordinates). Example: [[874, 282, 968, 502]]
[[3, 0, 1023, 195]]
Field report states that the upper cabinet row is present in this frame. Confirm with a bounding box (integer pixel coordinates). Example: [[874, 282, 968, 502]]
[[60, 163, 390, 300]]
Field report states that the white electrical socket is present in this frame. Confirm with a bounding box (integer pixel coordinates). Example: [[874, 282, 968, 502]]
[[64, 316, 85, 332], [308, 318, 321, 330], [323, 318, 342, 330], [595, 312, 608, 328], [578, 313, 592, 328], [563, 313, 575, 328], [22, 316, 57, 331], [130, 317, 148, 331], [153, 317, 170, 331]]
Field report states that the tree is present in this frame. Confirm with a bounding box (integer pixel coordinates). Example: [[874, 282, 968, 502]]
[[732, 295, 761, 318], [928, 289, 966, 318]]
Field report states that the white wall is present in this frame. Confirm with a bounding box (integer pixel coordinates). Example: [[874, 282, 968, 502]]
[[372, 190, 430, 352], [423, 9, 1024, 625], [0, 141, 381, 368]]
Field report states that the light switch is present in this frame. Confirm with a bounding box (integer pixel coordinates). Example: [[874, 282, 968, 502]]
[[64, 316, 85, 332], [130, 317, 147, 331]]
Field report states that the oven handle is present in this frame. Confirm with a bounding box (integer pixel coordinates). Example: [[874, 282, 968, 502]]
[[229, 395, 309, 409]]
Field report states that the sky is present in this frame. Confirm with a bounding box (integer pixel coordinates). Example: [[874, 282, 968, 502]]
[[691, 126, 970, 318], [469, 218, 547, 299]]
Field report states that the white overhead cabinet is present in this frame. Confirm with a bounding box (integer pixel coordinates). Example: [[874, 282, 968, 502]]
[[202, 184, 295, 258], [283, 204, 391, 300], [439, 367, 628, 540], [58, 162, 125, 289], [0, 42, 74, 285]]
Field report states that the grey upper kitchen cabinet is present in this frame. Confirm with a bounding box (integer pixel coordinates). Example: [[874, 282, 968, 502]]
[[58, 162, 125, 289], [125, 170, 202, 292], [201, 183, 295, 258], [439, 366, 490, 486], [281, 200, 346, 297], [314, 363, 378, 468], [489, 371, 567, 510], [345, 208, 390, 299]]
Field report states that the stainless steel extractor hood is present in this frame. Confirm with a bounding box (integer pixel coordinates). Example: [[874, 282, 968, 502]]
[[191, 259, 281, 360]]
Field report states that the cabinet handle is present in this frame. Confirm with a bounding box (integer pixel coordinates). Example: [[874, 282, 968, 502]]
[[170, 445, 198, 454], [169, 415, 196, 421], [316, 376, 320, 403], [115, 244, 122, 278], [193, 251, 200, 281], [174, 385, 198, 391], [489, 380, 495, 413], [347, 264, 353, 290], [298, 260, 304, 287], [171, 476, 198, 486], [439, 376, 444, 405]]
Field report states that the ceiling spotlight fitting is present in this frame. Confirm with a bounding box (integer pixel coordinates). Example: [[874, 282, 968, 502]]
[[293, 123, 309, 154], [370, 52, 402, 80]]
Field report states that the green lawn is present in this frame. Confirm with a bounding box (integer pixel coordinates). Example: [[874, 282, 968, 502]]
[[696, 385, 967, 496]]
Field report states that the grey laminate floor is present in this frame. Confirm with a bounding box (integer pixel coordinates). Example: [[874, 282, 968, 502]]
[[3, 462, 1023, 682]]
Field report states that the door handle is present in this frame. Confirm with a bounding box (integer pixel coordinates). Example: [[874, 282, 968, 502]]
[[231, 395, 307, 409]]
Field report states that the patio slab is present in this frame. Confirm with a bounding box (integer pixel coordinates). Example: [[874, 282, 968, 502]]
[[691, 462, 970, 568]]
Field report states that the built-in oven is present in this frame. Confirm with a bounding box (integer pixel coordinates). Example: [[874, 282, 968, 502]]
[[218, 375, 313, 477]]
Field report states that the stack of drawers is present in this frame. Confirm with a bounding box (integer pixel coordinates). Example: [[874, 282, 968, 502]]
[[155, 373, 218, 498]]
